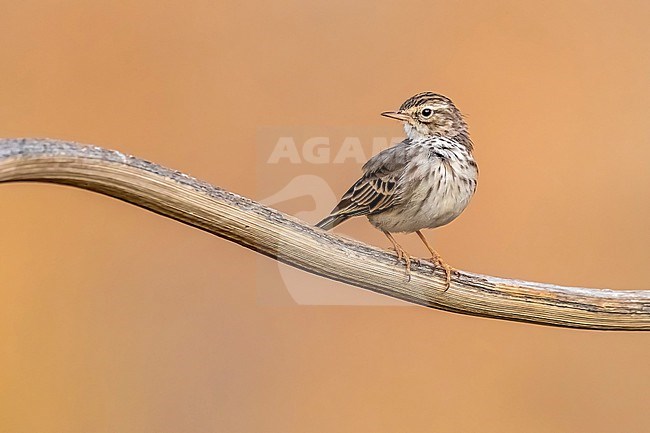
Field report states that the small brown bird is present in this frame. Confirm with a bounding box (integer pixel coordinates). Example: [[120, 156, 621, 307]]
[[316, 92, 478, 288]]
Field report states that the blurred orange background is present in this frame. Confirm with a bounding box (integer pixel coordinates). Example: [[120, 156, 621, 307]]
[[1, 1, 650, 432]]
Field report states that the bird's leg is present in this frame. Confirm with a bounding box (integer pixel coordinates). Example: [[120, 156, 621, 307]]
[[383, 231, 412, 279], [416, 230, 452, 291]]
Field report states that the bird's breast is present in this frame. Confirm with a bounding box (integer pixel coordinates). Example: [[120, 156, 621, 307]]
[[368, 150, 477, 233]]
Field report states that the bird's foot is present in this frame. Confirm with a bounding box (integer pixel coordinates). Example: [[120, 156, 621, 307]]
[[383, 232, 413, 281], [427, 252, 453, 291], [387, 246, 413, 281]]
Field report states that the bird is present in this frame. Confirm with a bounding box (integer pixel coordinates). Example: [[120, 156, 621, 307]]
[[315, 92, 478, 289]]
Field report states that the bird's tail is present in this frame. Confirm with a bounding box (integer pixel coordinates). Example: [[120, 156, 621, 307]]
[[315, 214, 347, 231]]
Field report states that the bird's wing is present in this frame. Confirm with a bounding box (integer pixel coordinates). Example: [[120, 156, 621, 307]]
[[326, 141, 418, 219]]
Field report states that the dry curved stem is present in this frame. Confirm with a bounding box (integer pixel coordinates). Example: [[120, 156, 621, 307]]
[[1, 138, 649, 330]]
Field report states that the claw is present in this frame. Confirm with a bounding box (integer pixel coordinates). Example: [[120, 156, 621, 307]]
[[428, 254, 453, 291], [386, 246, 403, 262], [416, 230, 453, 291], [403, 253, 412, 282], [384, 232, 413, 281]]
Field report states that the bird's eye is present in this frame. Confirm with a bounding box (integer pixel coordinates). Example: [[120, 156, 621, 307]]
[[421, 108, 433, 117]]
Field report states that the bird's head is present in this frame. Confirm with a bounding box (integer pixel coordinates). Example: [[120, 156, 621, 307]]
[[381, 92, 469, 143]]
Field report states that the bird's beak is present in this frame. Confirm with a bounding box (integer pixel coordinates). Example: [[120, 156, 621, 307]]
[[381, 111, 411, 121]]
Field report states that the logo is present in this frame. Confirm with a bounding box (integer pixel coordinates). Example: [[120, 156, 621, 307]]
[[256, 127, 409, 306]]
